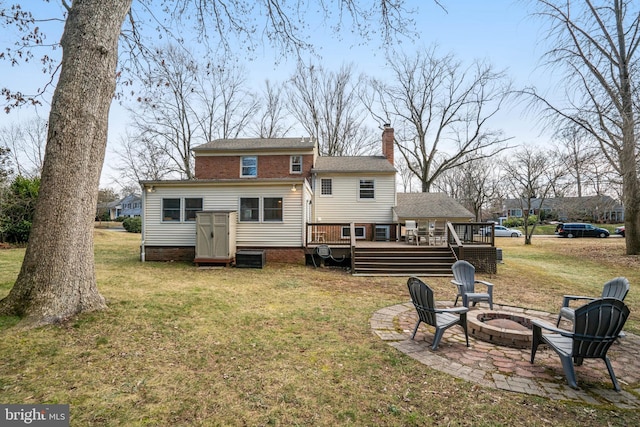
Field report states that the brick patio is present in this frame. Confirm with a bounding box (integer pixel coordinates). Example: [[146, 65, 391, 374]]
[[371, 302, 640, 408]]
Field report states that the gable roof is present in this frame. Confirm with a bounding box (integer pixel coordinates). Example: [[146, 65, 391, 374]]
[[193, 137, 316, 152], [395, 192, 474, 219], [311, 156, 396, 173]]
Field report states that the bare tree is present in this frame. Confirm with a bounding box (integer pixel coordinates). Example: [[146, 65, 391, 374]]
[[195, 61, 260, 141], [364, 48, 513, 192], [501, 147, 566, 244], [435, 157, 500, 221], [128, 45, 199, 179], [114, 131, 176, 189], [553, 126, 599, 197], [125, 46, 260, 180], [288, 62, 377, 156], [250, 80, 294, 138], [0, 117, 47, 177], [0, 0, 420, 327], [526, 0, 640, 254]]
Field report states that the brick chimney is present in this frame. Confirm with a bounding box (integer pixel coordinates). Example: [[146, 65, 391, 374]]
[[382, 123, 394, 165]]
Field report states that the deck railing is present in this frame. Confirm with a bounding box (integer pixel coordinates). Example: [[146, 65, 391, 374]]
[[305, 222, 496, 246], [448, 222, 494, 246], [448, 222, 497, 274], [305, 222, 399, 246]]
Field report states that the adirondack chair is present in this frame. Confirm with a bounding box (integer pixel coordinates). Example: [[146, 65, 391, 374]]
[[407, 277, 469, 350], [556, 277, 630, 326], [531, 298, 630, 391], [451, 260, 494, 310]]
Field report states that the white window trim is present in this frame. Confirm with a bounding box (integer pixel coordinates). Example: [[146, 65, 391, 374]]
[[358, 178, 375, 200], [161, 197, 203, 223], [162, 198, 182, 222], [184, 197, 203, 222], [241, 156, 258, 178], [238, 196, 285, 223], [320, 178, 333, 196], [239, 197, 260, 222], [290, 155, 303, 174], [263, 197, 284, 222]]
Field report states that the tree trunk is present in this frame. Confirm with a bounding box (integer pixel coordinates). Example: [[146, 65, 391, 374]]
[[0, 0, 132, 327], [614, 0, 640, 255]]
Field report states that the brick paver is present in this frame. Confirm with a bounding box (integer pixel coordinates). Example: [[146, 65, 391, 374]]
[[371, 302, 640, 407]]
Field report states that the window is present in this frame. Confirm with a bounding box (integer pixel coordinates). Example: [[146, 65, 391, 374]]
[[263, 197, 283, 222], [290, 156, 302, 174], [184, 198, 203, 221], [508, 209, 523, 217], [241, 156, 257, 177], [359, 179, 375, 199], [162, 198, 181, 221], [240, 197, 260, 221], [341, 226, 366, 239], [321, 178, 332, 196]]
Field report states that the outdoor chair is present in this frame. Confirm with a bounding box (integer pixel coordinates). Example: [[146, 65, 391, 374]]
[[556, 277, 630, 326], [531, 298, 630, 391], [416, 224, 429, 246], [405, 220, 418, 244], [451, 260, 494, 310], [407, 277, 469, 350]]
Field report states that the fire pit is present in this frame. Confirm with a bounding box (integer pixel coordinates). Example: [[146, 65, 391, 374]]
[[467, 310, 538, 349]]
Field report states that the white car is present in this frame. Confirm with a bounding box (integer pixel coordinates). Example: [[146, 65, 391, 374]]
[[485, 225, 522, 237]]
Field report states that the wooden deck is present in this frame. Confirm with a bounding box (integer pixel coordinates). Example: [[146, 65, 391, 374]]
[[305, 222, 498, 276]]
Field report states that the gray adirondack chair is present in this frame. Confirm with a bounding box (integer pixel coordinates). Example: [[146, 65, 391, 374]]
[[451, 260, 494, 310], [556, 277, 629, 326], [531, 298, 630, 391], [407, 277, 469, 351]]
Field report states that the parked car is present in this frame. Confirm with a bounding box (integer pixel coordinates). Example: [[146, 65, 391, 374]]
[[484, 225, 522, 237], [556, 223, 610, 238], [615, 226, 625, 237]]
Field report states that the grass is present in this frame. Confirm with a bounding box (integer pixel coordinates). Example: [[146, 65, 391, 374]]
[[0, 230, 639, 426]]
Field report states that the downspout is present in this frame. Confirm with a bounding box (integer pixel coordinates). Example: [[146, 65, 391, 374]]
[[140, 184, 147, 262]]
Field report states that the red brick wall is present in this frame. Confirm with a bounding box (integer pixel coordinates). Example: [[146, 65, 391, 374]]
[[144, 246, 195, 262], [143, 245, 305, 265], [382, 126, 394, 165], [195, 154, 314, 179]]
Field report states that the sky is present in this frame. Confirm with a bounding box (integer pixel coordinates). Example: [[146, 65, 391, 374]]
[[0, 0, 559, 191]]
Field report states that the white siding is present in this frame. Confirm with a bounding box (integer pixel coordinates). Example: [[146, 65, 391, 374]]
[[143, 184, 303, 247], [314, 174, 395, 223]]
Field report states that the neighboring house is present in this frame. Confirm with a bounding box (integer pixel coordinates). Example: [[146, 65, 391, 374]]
[[139, 125, 473, 264], [119, 193, 142, 217], [503, 195, 624, 223], [96, 199, 121, 220]]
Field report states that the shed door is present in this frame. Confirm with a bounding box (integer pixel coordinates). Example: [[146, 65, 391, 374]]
[[196, 211, 231, 259], [212, 212, 229, 258], [196, 212, 214, 259]]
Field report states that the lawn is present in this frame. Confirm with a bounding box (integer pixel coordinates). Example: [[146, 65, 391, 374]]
[[0, 231, 639, 426]]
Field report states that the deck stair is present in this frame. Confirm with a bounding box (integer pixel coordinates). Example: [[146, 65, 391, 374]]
[[352, 245, 457, 276]]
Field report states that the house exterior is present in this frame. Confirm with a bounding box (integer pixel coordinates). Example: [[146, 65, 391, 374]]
[[503, 195, 624, 223], [119, 193, 142, 217], [98, 199, 121, 220], [139, 126, 398, 263], [97, 194, 142, 220]]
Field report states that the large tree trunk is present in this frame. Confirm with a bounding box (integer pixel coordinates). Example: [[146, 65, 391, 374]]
[[0, 0, 132, 327]]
